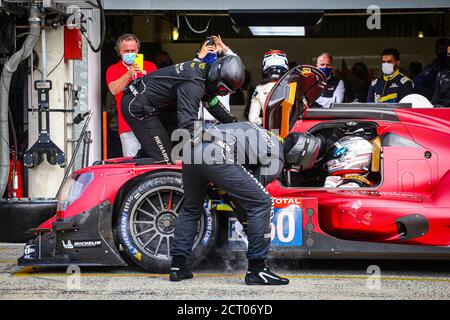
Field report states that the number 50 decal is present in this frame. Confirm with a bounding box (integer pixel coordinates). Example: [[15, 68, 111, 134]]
[[270, 206, 303, 246]]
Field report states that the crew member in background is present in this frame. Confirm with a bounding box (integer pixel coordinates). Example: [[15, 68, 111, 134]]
[[106, 34, 157, 157], [312, 53, 345, 108], [195, 35, 236, 126], [432, 43, 450, 108], [414, 38, 449, 100], [248, 50, 289, 126], [367, 48, 414, 103]]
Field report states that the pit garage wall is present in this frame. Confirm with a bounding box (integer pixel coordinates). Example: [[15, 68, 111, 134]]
[[28, 28, 72, 198], [74, 9, 102, 172], [28, 9, 101, 198]]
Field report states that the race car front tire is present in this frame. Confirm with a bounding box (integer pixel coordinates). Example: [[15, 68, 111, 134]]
[[116, 171, 217, 272]]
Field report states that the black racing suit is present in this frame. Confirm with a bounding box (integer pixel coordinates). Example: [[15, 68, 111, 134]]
[[121, 60, 237, 163], [414, 59, 448, 100], [432, 68, 450, 108], [171, 122, 285, 261]]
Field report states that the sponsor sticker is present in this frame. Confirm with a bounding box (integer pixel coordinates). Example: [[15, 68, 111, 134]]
[[62, 240, 102, 249], [120, 212, 140, 258], [202, 206, 214, 246], [301, 67, 312, 76], [24, 244, 35, 256]]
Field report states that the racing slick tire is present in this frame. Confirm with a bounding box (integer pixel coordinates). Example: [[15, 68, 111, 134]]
[[116, 171, 217, 272]]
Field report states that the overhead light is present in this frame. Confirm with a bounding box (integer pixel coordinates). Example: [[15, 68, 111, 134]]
[[249, 26, 306, 36], [417, 31, 424, 38], [172, 26, 179, 41], [230, 10, 323, 27]]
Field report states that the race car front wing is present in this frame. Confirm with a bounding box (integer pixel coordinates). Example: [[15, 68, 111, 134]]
[[18, 200, 127, 267]]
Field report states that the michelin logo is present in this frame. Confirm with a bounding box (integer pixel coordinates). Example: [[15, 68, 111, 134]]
[[62, 240, 102, 249], [120, 212, 142, 260]]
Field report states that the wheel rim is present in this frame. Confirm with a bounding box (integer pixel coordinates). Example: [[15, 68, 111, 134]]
[[129, 186, 205, 261]]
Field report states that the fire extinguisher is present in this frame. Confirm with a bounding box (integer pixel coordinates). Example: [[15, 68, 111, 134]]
[[7, 149, 24, 198]]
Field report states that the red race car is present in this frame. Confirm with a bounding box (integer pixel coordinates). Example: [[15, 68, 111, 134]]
[[18, 66, 450, 272]]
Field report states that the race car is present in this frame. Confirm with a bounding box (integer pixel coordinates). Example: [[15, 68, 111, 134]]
[[18, 65, 450, 272]]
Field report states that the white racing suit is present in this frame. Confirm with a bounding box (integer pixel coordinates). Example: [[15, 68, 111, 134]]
[[248, 81, 276, 126]]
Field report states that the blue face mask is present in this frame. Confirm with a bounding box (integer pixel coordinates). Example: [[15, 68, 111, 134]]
[[202, 52, 217, 65], [320, 67, 332, 79], [122, 53, 136, 65]]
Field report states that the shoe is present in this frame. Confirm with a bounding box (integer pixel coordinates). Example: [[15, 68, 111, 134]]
[[169, 256, 193, 282], [245, 267, 289, 285], [169, 266, 193, 282]]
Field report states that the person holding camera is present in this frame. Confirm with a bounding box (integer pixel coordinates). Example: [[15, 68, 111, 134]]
[[106, 34, 157, 157], [195, 36, 237, 126]]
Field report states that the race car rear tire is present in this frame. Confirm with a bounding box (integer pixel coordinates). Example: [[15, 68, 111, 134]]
[[116, 171, 217, 273]]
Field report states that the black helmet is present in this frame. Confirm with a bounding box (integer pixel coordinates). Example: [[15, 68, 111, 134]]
[[207, 55, 245, 96], [284, 132, 322, 171]]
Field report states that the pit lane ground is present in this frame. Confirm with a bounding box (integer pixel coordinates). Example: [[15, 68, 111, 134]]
[[0, 243, 449, 300]]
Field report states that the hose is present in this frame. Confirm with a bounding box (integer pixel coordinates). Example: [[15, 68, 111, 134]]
[[0, 5, 40, 197], [84, 0, 105, 53]]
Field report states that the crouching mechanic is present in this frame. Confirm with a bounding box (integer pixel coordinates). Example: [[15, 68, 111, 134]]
[[121, 55, 244, 162], [170, 122, 322, 285]]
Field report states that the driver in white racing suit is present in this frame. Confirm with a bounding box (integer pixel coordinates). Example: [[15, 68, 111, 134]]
[[248, 50, 289, 126], [324, 136, 374, 188]]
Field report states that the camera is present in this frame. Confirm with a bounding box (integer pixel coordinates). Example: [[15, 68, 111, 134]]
[[205, 37, 215, 46]]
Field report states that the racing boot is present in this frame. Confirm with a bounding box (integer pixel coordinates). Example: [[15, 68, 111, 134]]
[[170, 255, 193, 282], [245, 259, 289, 285]]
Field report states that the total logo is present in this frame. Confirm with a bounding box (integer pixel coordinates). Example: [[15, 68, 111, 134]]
[[274, 198, 302, 205]]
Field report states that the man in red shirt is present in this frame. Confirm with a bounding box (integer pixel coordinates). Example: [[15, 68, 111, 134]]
[[106, 34, 157, 157]]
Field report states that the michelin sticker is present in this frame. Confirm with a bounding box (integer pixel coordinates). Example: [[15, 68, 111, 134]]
[[62, 240, 102, 249], [120, 212, 142, 260], [201, 205, 213, 246]]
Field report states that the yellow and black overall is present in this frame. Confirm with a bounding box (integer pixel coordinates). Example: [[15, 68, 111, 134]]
[[367, 70, 414, 103]]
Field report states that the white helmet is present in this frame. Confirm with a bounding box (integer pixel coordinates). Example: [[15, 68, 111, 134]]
[[262, 50, 289, 80], [326, 136, 373, 176]]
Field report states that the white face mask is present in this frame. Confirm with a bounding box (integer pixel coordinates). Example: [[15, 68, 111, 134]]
[[382, 62, 395, 76]]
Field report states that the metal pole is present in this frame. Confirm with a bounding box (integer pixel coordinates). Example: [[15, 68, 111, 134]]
[[41, 21, 47, 81]]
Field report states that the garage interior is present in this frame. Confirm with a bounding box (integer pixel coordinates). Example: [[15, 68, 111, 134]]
[[100, 6, 450, 157], [0, 0, 449, 197]]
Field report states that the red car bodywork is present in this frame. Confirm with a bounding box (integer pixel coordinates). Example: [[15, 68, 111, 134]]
[[21, 66, 450, 268]]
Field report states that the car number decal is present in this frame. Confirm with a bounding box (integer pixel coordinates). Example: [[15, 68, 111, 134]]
[[270, 203, 302, 247]]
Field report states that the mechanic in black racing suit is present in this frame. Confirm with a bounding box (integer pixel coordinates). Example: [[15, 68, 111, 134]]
[[170, 121, 323, 285], [121, 55, 244, 163]]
